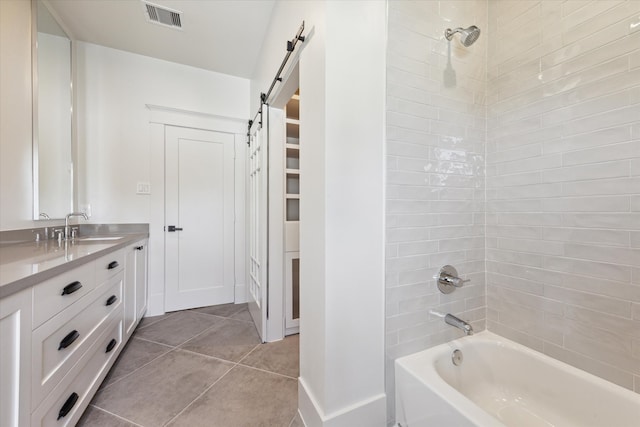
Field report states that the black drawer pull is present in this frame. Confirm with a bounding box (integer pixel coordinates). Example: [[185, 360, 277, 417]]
[[135, 245, 144, 250], [106, 295, 118, 306], [58, 330, 79, 350], [107, 261, 119, 270], [61, 281, 82, 296], [57, 392, 79, 420], [106, 338, 117, 353]]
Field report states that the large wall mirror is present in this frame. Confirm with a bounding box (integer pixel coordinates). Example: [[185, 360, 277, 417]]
[[32, 0, 73, 220]]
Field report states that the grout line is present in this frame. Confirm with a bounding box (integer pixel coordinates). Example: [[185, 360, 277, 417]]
[[236, 362, 299, 381], [161, 363, 238, 426], [136, 312, 178, 330], [235, 343, 262, 364], [98, 345, 174, 392], [87, 404, 146, 427], [176, 347, 243, 365]]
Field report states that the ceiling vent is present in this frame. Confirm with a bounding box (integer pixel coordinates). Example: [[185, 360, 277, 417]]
[[142, 1, 183, 30]]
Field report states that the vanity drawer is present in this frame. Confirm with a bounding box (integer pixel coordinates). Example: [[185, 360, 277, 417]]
[[31, 273, 123, 408], [95, 249, 124, 286], [31, 316, 123, 427], [32, 262, 95, 329]]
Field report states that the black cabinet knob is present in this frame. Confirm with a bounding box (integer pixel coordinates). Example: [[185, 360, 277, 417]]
[[106, 295, 118, 306], [107, 261, 119, 270], [106, 338, 117, 353]]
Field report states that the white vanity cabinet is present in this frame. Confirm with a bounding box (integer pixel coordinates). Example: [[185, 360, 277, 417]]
[[0, 236, 148, 427], [124, 239, 148, 339], [0, 288, 32, 427]]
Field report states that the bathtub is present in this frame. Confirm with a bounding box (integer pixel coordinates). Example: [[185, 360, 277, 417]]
[[395, 331, 640, 427]]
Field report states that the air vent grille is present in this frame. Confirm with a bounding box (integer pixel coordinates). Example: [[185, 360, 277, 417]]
[[143, 1, 182, 30]]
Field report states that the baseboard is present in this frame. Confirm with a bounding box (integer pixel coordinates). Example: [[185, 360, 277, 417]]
[[146, 293, 165, 316], [299, 378, 386, 427], [234, 283, 247, 303]]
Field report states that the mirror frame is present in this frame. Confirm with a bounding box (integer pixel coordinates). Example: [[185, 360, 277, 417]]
[[31, 0, 75, 220]]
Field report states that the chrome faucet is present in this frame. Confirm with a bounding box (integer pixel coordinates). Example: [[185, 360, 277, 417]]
[[445, 313, 473, 336], [65, 212, 88, 240]]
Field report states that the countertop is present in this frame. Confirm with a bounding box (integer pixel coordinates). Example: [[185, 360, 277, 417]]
[[0, 233, 148, 299]]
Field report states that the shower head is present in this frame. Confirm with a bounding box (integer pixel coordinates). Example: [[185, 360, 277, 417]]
[[444, 25, 481, 47]]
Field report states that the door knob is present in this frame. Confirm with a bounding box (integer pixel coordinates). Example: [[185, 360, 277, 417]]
[[167, 225, 183, 232]]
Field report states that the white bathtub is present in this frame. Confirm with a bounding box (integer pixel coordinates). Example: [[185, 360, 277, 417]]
[[395, 331, 640, 427]]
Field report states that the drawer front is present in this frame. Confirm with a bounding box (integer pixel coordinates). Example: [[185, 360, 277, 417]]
[[33, 262, 95, 329], [31, 316, 123, 427], [32, 273, 123, 408], [95, 249, 125, 286]]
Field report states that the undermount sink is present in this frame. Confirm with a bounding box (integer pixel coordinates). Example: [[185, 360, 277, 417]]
[[76, 236, 124, 241]]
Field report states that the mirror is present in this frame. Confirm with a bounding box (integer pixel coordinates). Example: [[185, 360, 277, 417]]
[[32, 0, 73, 220]]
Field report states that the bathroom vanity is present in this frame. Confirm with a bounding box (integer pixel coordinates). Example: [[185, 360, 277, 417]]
[[0, 227, 149, 427]]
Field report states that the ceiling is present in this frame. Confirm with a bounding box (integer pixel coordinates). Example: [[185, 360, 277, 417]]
[[48, 0, 276, 79]]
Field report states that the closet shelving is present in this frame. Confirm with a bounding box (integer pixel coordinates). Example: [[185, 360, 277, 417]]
[[284, 90, 300, 333]]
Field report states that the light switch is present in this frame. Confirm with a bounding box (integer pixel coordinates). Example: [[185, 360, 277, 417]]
[[136, 182, 151, 195]]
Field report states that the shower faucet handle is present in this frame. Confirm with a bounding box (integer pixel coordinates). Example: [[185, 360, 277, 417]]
[[437, 265, 470, 294]]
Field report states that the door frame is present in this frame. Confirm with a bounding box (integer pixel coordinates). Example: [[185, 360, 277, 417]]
[[145, 105, 246, 316]]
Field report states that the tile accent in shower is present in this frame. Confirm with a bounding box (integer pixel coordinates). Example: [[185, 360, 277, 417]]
[[385, 0, 488, 421], [487, 0, 640, 392]]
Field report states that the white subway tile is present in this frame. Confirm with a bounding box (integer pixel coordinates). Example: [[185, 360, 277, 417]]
[[498, 212, 563, 226], [631, 50, 640, 70], [543, 227, 630, 246], [562, 213, 640, 230], [541, 195, 630, 212], [565, 243, 640, 266], [398, 241, 439, 257], [563, 177, 640, 196], [560, 273, 640, 302], [545, 285, 632, 315], [543, 341, 635, 390], [632, 232, 640, 249], [563, 140, 639, 167], [543, 255, 632, 282], [542, 160, 630, 183]]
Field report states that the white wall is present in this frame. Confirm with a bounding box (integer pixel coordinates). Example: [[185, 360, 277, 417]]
[[385, 0, 488, 422], [252, 1, 387, 425], [0, 0, 36, 231], [76, 42, 249, 315], [486, 0, 640, 393]]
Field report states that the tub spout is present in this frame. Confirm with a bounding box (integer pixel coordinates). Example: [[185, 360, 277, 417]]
[[445, 314, 473, 336]]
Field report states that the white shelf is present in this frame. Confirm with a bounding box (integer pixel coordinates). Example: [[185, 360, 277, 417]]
[[286, 169, 300, 175], [286, 118, 300, 125], [291, 94, 300, 100], [286, 143, 300, 150], [286, 194, 300, 199]]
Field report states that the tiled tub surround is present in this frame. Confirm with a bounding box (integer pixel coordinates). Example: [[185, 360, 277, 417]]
[[386, 0, 640, 423], [486, 0, 640, 392], [385, 0, 488, 420]]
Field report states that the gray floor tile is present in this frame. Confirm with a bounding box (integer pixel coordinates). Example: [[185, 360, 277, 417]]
[[101, 338, 172, 388], [135, 311, 223, 347], [92, 349, 233, 426], [289, 412, 304, 427], [76, 405, 138, 427], [167, 365, 297, 427], [181, 318, 260, 362], [241, 334, 299, 378], [137, 312, 175, 329], [230, 306, 253, 322], [192, 302, 247, 318]]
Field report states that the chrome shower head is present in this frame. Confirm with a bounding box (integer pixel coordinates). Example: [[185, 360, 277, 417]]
[[445, 25, 481, 47]]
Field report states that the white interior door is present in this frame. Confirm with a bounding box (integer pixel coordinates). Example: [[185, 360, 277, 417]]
[[248, 117, 268, 341], [165, 126, 235, 312]]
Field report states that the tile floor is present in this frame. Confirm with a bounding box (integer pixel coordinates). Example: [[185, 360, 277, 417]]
[[77, 303, 303, 427]]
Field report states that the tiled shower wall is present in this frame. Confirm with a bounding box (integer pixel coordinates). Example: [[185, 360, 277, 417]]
[[486, 0, 640, 393], [385, 0, 487, 418]]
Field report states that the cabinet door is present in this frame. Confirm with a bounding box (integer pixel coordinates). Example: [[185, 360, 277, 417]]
[[135, 241, 148, 320], [124, 244, 137, 339], [0, 289, 32, 427]]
